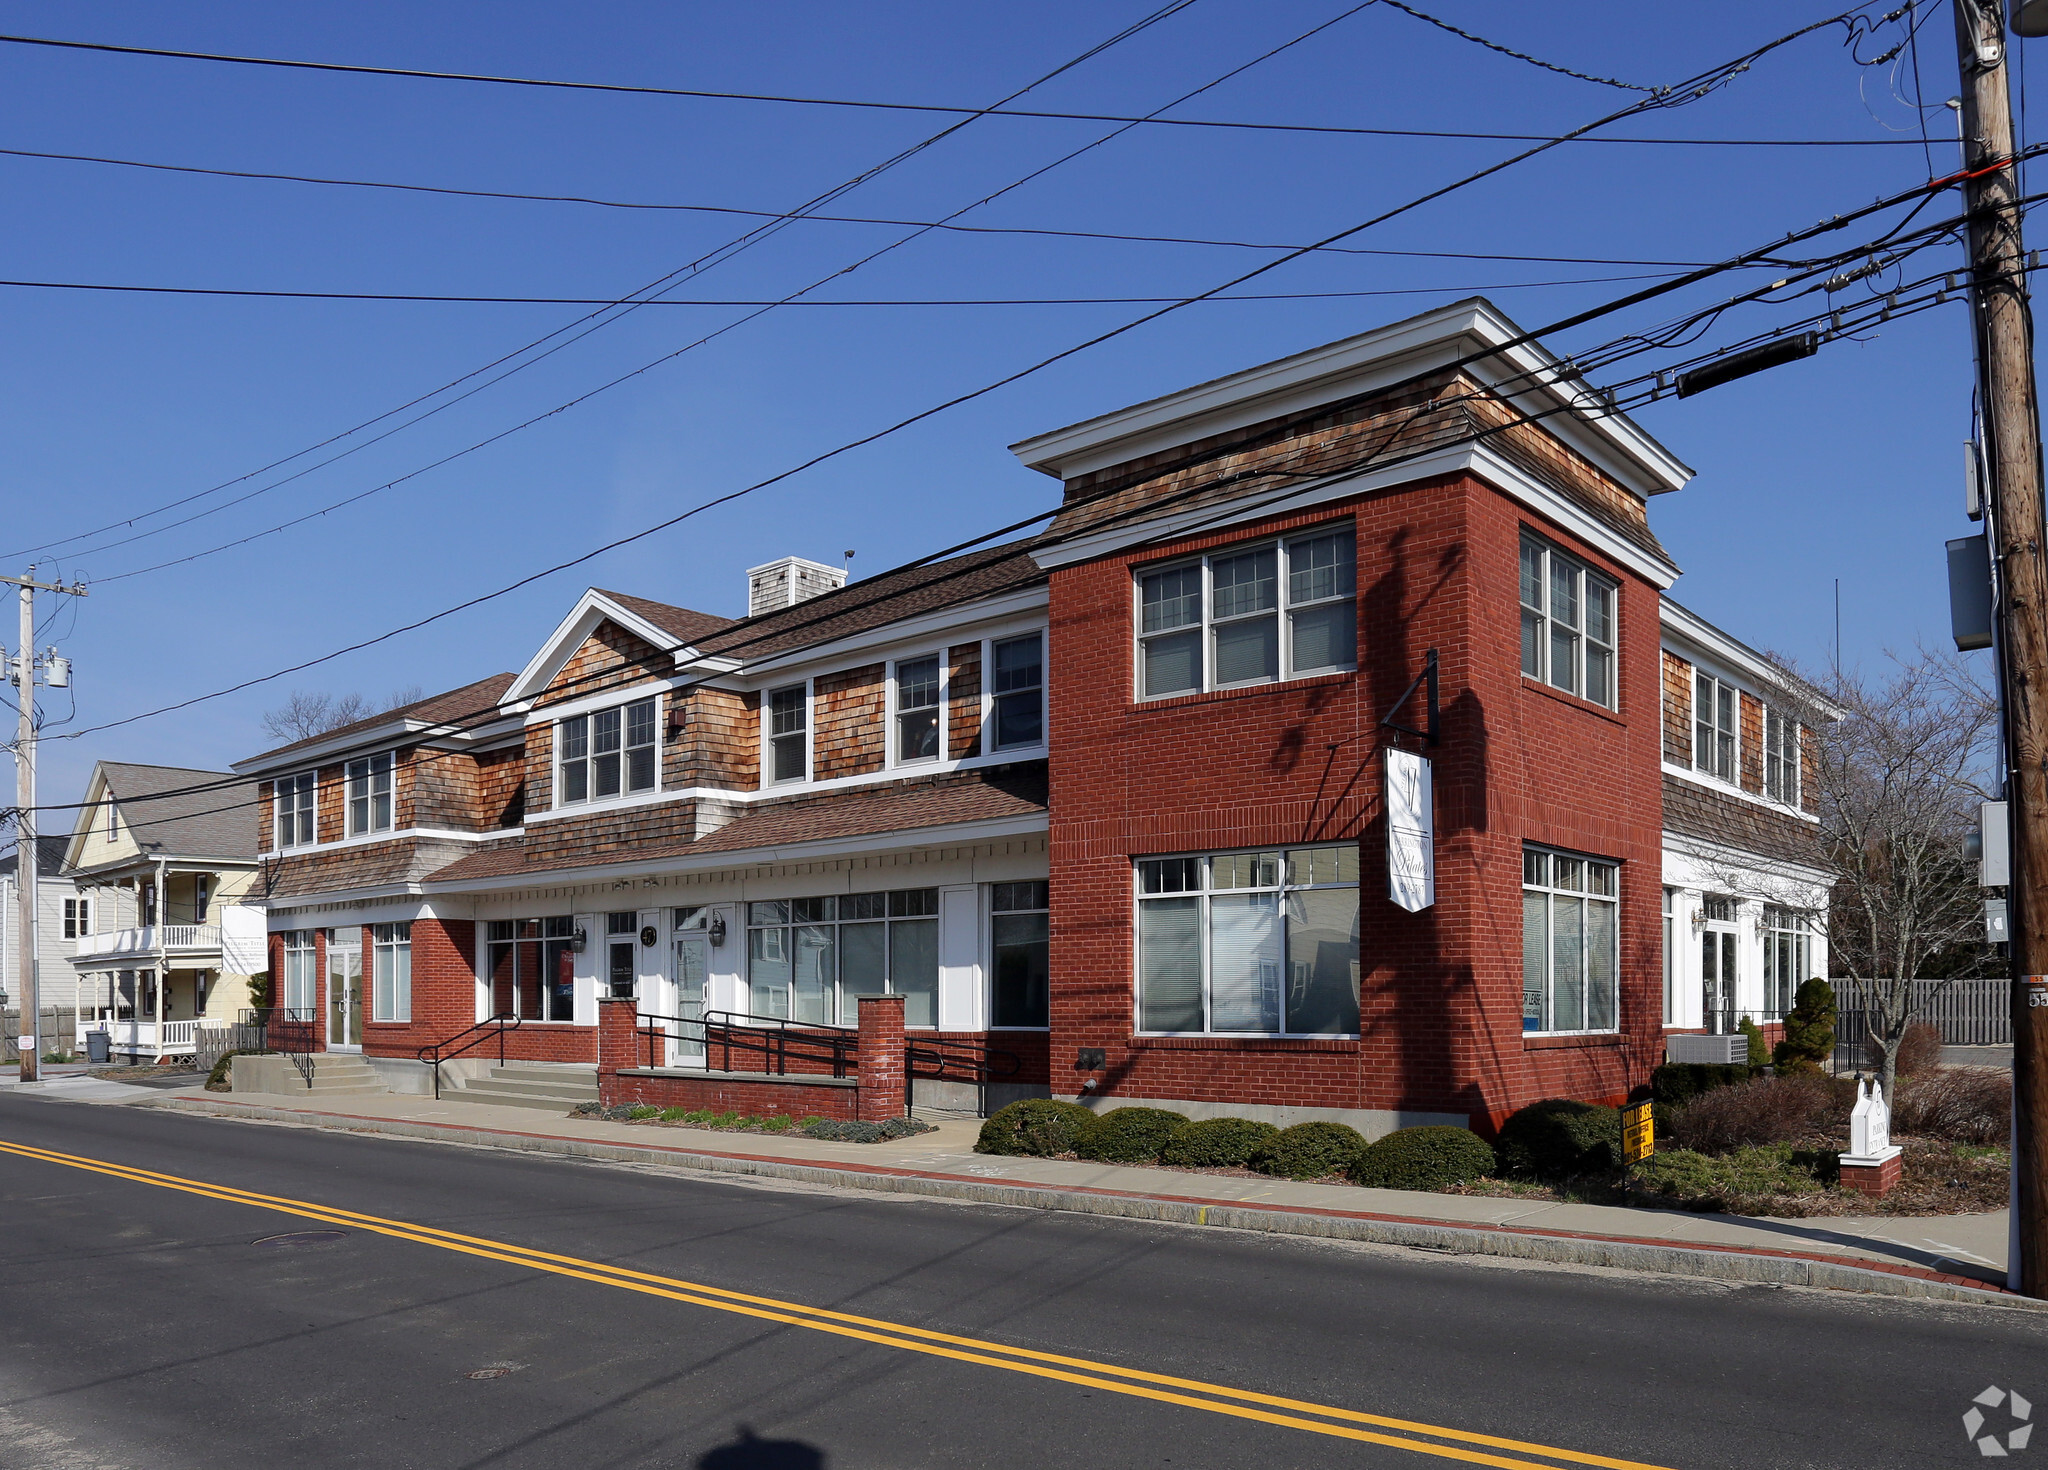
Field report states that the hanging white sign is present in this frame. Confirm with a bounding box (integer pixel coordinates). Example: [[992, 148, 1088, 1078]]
[[1385, 747, 1435, 913]]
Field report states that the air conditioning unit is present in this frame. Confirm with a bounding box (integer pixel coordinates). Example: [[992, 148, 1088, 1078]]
[[1668, 1033, 1748, 1065]]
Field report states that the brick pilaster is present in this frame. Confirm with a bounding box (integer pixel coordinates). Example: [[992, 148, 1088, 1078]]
[[855, 994, 906, 1122]]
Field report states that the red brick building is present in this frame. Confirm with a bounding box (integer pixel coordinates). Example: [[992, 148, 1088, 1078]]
[[234, 299, 1822, 1131]]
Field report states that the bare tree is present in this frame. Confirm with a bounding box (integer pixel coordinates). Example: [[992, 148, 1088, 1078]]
[[261, 686, 425, 743], [1804, 650, 1999, 1096]]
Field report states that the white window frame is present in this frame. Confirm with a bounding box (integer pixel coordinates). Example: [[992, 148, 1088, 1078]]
[[346, 753, 393, 836], [556, 694, 661, 807], [988, 632, 1046, 753], [1763, 706, 1800, 805], [1693, 673, 1738, 784], [1134, 525, 1357, 701], [744, 888, 941, 1027], [890, 653, 946, 768], [63, 897, 91, 940], [370, 921, 412, 1023], [764, 681, 811, 786], [1521, 845, 1620, 1036], [989, 880, 1050, 1030], [281, 930, 317, 1021], [1661, 887, 1675, 1026], [1133, 845, 1361, 1037], [275, 771, 317, 849], [1519, 532, 1618, 708], [1761, 906, 1811, 1020]]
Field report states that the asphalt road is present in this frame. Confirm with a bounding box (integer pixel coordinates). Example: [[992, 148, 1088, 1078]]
[[0, 1094, 2040, 1470]]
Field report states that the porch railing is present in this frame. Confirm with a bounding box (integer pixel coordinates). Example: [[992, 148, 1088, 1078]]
[[634, 1010, 859, 1078], [76, 1017, 228, 1056], [72, 924, 223, 959], [416, 1013, 521, 1100]]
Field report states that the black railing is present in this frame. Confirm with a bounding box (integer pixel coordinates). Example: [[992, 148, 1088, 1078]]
[[416, 1013, 521, 1100], [632, 1009, 859, 1078], [905, 1033, 1021, 1086], [239, 1007, 318, 1088]]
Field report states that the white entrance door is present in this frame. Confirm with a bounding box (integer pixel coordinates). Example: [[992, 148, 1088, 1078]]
[[1700, 928, 1737, 1034], [327, 945, 363, 1051], [670, 933, 709, 1067]]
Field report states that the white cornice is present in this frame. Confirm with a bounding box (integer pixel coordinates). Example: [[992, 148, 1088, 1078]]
[[1028, 440, 1680, 588], [722, 594, 1049, 682], [1660, 600, 1845, 720], [1010, 299, 1692, 499], [506, 589, 708, 704]]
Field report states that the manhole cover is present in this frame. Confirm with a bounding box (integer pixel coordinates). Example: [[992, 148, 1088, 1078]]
[[252, 1230, 349, 1248], [466, 1363, 524, 1381]]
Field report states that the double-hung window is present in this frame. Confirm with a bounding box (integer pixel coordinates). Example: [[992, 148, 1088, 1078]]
[[1135, 845, 1360, 1036], [62, 898, 90, 940], [346, 753, 392, 835], [1522, 846, 1619, 1034], [894, 656, 942, 764], [1762, 906, 1811, 1020], [1693, 674, 1737, 782], [767, 685, 808, 783], [558, 696, 657, 804], [276, 772, 316, 848], [1137, 528, 1356, 698], [746, 889, 939, 1026], [1520, 534, 1617, 706], [281, 931, 317, 1020], [486, 917, 577, 1021], [370, 921, 412, 1023], [1764, 707, 1799, 804], [991, 634, 1044, 750], [990, 881, 1049, 1028]]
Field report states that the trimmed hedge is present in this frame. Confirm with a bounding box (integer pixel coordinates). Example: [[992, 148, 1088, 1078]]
[[1250, 1120, 1369, 1180], [975, 1098, 1097, 1156], [1160, 1117, 1279, 1169], [1497, 1098, 1620, 1178], [1348, 1126, 1496, 1191], [1074, 1106, 1189, 1163], [1651, 1063, 1752, 1108]]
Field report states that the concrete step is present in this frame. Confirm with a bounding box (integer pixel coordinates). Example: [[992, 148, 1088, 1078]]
[[441, 1083, 592, 1113], [459, 1077, 600, 1101], [488, 1064, 599, 1085]]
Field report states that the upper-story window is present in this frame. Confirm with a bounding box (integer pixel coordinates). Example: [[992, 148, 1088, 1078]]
[[63, 898, 91, 940], [894, 656, 943, 764], [1764, 706, 1800, 804], [1520, 533, 1616, 707], [1137, 528, 1356, 699], [767, 684, 808, 783], [276, 772, 316, 848], [1693, 673, 1737, 782], [346, 753, 393, 836], [559, 696, 658, 804], [991, 633, 1044, 750]]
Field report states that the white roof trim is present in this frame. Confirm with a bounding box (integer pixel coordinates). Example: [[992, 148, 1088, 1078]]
[[505, 589, 704, 704], [1660, 600, 1844, 720], [1029, 439, 1681, 588], [1010, 298, 1693, 499]]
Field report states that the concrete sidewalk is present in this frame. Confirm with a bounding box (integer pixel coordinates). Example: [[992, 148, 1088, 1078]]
[[129, 1084, 2023, 1308]]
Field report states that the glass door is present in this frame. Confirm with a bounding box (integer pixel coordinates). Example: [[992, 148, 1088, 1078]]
[[327, 945, 363, 1050], [671, 934, 708, 1067], [1700, 930, 1737, 1034]]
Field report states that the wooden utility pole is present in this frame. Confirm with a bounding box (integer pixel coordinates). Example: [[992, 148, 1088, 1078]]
[[6, 569, 84, 1084], [1954, 0, 2048, 1297]]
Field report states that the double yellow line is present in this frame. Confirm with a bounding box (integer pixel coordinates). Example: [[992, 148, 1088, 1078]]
[[0, 1137, 1675, 1470]]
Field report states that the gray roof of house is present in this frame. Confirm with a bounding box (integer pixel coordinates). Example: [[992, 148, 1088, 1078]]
[[0, 836, 71, 879], [95, 762, 259, 860]]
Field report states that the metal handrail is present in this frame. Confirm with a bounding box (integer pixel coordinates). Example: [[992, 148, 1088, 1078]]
[[416, 1013, 521, 1100], [904, 1033, 1022, 1085], [239, 1006, 318, 1088], [634, 1010, 858, 1078], [700, 1008, 857, 1034]]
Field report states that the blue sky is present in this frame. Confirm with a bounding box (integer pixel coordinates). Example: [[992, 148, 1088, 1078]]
[[0, 0, 2017, 804]]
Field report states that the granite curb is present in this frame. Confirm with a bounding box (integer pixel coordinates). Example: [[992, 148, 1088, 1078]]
[[154, 1094, 2034, 1310]]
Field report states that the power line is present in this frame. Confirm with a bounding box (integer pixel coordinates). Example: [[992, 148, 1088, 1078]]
[[1373, 0, 1657, 91], [0, 144, 1749, 266], [0, 21, 1932, 146], [40, 7, 1928, 744], [0, 1, 1202, 565], [0, 270, 1689, 311]]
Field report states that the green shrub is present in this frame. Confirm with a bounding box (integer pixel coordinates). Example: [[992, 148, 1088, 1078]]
[[1074, 1106, 1189, 1163], [1250, 1121, 1369, 1180], [1773, 978, 1837, 1074], [1159, 1117, 1279, 1168], [759, 1114, 795, 1132], [804, 1116, 936, 1144], [1628, 1143, 1831, 1212], [1737, 1017, 1771, 1076], [975, 1098, 1097, 1156], [204, 1048, 272, 1092], [1650, 1063, 1751, 1107], [1497, 1098, 1620, 1179], [1348, 1126, 1496, 1191]]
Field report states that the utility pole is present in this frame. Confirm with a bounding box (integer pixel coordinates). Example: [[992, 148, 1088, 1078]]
[[1955, 0, 2048, 1297], [5, 568, 84, 1084]]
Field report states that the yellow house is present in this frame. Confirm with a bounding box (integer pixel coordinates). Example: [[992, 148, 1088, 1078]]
[[62, 762, 263, 1062]]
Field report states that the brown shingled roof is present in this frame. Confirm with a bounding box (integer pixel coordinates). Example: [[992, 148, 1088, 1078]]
[[1663, 774, 1821, 868], [246, 672, 518, 765], [423, 764, 1047, 885], [591, 589, 738, 646]]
